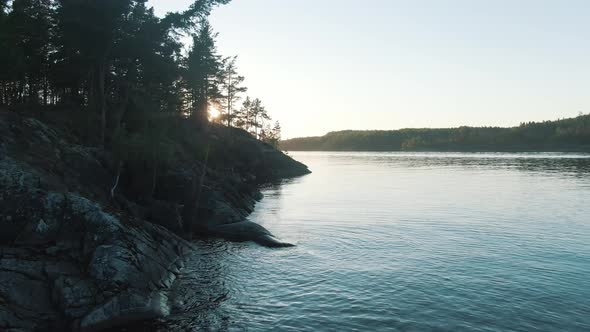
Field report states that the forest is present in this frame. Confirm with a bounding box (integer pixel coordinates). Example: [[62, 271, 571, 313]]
[[282, 114, 590, 152], [0, 0, 282, 148]]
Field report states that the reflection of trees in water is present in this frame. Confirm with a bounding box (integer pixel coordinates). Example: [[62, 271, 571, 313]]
[[509, 158, 590, 178], [259, 182, 283, 199], [257, 178, 299, 219], [260, 176, 301, 196], [379, 155, 590, 178]]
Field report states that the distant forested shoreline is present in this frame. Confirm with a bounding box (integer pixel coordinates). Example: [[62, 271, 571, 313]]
[[281, 114, 590, 152]]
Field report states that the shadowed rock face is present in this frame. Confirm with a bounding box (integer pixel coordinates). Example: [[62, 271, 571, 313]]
[[0, 156, 190, 331], [0, 111, 309, 331]]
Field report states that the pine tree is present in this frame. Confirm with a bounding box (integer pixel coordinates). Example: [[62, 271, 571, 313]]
[[54, 0, 134, 145], [234, 96, 252, 130], [219, 56, 246, 127], [0, 0, 10, 105], [250, 98, 270, 139], [3, 0, 52, 105], [272, 121, 282, 145], [185, 20, 222, 124]]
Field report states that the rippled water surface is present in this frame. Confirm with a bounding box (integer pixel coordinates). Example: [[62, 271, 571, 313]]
[[162, 152, 590, 331]]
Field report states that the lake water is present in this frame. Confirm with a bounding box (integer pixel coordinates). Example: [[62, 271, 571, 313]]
[[160, 152, 590, 331]]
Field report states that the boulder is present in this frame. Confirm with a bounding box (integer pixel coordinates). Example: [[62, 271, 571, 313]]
[[209, 221, 294, 248]]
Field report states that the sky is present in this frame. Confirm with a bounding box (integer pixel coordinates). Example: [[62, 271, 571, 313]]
[[148, 0, 590, 139]]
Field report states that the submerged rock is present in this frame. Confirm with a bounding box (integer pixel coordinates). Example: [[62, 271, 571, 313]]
[[210, 221, 295, 248]]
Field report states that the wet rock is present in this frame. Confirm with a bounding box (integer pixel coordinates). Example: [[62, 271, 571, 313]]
[[253, 191, 264, 201], [209, 220, 294, 248]]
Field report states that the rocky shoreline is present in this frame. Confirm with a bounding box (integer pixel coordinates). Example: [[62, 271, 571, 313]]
[[0, 111, 310, 331]]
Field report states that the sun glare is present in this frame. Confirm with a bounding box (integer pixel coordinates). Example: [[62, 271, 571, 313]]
[[209, 105, 220, 120]]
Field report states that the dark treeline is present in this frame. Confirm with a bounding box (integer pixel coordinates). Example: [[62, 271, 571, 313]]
[[282, 114, 590, 152], [0, 0, 281, 147]]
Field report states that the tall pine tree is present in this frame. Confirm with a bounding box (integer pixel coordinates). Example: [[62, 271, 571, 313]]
[[185, 20, 222, 124], [219, 56, 246, 127]]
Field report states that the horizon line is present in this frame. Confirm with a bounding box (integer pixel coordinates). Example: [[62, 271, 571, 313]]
[[283, 113, 589, 140]]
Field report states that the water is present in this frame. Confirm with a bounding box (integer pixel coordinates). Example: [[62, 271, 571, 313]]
[[160, 152, 590, 331]]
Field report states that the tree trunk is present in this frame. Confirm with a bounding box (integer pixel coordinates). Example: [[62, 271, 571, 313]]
[[255, 115, 259, 139], [91, 61, 107, 147], [182, 145, 210, 238], [201, 79, 209, 125], [111, 161, 123, 199], [227, 74, 232, 127], [0, 82, 4, 106], [98, 62, 106, 147], [151, 162, 158, 198], [43, 76, 48, 106]]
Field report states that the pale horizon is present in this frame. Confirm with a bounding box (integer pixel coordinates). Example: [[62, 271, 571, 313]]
[[150, 0, 590, 139]]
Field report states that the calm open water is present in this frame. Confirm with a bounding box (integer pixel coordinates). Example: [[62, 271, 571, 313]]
[[160, 152, 590, 331]]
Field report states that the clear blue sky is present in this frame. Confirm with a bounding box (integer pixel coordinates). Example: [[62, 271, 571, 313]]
[[149, 0, 590, 138]]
